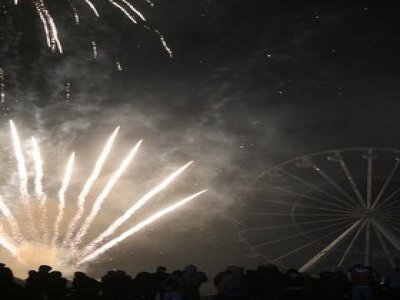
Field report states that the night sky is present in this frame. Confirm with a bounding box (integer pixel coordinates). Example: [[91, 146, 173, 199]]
[[1, 0, 400, 283]]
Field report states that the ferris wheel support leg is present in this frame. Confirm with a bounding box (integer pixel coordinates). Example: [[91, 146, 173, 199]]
[[299, 220, 361, 273], [338, 220, 366, 267]]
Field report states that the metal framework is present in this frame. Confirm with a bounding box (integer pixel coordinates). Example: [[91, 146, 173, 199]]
[[238, 148, 400, 273]]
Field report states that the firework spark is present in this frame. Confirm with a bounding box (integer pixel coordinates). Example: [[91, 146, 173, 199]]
[[0, 121, 205, 276], [62, 126, 120, 247], [52, 152, 75, 246], [12, 0, 173, 57]]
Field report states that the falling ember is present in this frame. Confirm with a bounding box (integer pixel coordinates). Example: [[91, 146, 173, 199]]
[[92, 41, 98, 59], [64, 82, 71, 102], [116, 62, 123, 71], [11, 0, 174, 57], [0, 122, 205, 277], [0, 68, 5, 103]]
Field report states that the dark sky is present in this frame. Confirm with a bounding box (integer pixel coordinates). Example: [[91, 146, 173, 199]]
[[1, 0, 400, 281]]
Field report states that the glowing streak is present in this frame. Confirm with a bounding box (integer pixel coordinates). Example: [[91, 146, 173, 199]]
[[32, 137, 48, 241], [34, 3, 51, 48], [10, 121, 29, 200], [73, 140, 142, 245], [0, 235, 19, 259], [63, 127, 120, 246], [52, 153, 75, 245], [80, 161, 193, 257], [92, 41, 98, 59], [31, 137, 45, 202], [84, 0, 100, 17], [155, 29, 173, 58], [120, 0, 146, 21], [77, 190, 207, 265], [108, 0, 137, 23], [34, 0, 63, 53], [0, 196, 23, 243], [68, 0, 80, 25]]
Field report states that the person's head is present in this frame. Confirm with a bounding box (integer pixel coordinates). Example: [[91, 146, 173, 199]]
[[184, 264, 197, 274], [39, 265, 52, 273], [157, 266, 167, 273], [51, 271, 62, 279]]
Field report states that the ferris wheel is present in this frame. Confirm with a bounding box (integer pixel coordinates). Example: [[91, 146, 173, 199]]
[[237, 148, 400, 273]]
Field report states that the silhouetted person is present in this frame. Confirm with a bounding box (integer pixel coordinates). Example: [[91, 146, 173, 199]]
[[0, 266, 25, 299], [132, 271, 154, 300], [162, 270, 185, 300], [148, 266, 170, 300], [48, 271, 68, 300], [25, 265, 53, 300], [248, 265, 283, 300], [101, 269, 131, 300], [282, 269, 304, 300], [385, 268, 400, 300], [71, 271, 100, 300], [181, 265, 208, 300], [214, 266, 246, 300], [347, 264, 374, 300]]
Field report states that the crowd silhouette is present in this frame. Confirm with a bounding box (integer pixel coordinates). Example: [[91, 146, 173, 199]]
[[0, 262, 400, 300]]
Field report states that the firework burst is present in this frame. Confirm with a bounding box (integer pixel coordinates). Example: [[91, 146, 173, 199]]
[[0, 121, 205, 276], [13, 0, 173, 57]]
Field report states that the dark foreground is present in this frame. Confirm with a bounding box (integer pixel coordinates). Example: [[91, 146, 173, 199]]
[[0, 263, 398, 300]]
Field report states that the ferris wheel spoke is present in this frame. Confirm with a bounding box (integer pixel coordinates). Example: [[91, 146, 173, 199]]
[[364, 222, 371, 266], [363, 149, 375, 208], [258, 198, 347, 214], [300, 220, 361, 272], [328, 152, 365, 207], [239, 216, 358, 233], [262, 183, 349, 211], [384, 219, 400, 235], [371, 159, 400, 209], [272, 222, 355, 264], [369, 219, 400, 251], [374, 187, 400, 211], [310, 162, 360, 207], [372, 225, 396, 268], [238, 213, 352, 217], [254, 219, 356, 249], [337, 220, 366, 267], [283, 170, 353, 209]]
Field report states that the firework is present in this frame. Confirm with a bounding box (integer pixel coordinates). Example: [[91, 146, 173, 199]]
[[13, 0, 173, 57], [0, 121, 205, 277]]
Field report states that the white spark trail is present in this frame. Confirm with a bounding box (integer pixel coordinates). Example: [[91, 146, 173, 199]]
[[0, 235, 19, 259], [34, 0, 63, 53], [10, 121, 39, 238], [31, 137, 48, 241], [84, 0, 100, 17], [63, 127, 120, 246], [10, 121, 29, 200], [155, 29, 173, 58], [31, 138, 45, 201], [108, 0, 138, 23], [72, 140, 142, 246], [120, 0, 146, 21], [79, 161, 193, 257], [0, 196, 23, 243], [52, 153, 75, 246], [77, 190, 207, 265]]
